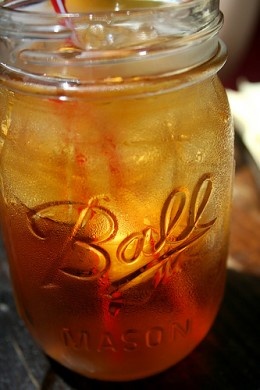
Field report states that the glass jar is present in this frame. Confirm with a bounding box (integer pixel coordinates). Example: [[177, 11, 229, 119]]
[[0, 0, 234, 382]]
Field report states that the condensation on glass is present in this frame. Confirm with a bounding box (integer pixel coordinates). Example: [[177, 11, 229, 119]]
[[0, 0, 234, 381]]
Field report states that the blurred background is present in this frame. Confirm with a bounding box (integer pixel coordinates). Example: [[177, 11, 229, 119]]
[[219, 0, 260, 277], [219, 0, 260, 89]]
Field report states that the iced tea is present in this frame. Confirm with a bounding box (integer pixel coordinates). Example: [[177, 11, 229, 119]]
[[0, 0, 234, 381]]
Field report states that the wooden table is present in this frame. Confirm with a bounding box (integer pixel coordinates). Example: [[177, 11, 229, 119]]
[[1, 134, 260, 389]]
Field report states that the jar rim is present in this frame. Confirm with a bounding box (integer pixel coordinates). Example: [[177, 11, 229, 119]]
[[0, 0, 221, 38], [0, 0, 218, 13], [0, 0, 223, 83]]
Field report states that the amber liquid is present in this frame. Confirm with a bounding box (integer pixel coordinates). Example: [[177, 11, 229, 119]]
[[0, 75, 233, 380]]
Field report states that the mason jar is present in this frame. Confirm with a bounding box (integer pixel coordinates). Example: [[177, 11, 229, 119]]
[[0, 0, 234, 381]]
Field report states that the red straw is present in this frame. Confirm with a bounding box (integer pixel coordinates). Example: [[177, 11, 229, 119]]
[[51, 0, 68, 14], [51, 0, 78, 44]]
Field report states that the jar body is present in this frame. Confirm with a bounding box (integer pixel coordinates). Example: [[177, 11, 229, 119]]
[[0, 68, 233, 381], [0, 0, 234, 382]]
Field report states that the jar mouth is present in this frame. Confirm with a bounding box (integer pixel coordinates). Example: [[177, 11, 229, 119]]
[[0, 0, 219, 13], [0, 0, 221, 46], [0, 0, 223, 82]]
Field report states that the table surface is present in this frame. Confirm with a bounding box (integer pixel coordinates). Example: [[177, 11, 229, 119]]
[[1, 133, 260, 390]]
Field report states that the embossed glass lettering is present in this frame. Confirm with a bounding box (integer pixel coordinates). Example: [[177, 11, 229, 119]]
[[121, 329, 139, 351], [97, 332, 117, 352], [145, 327, 163, 348], [61, 320, 192, 353], [62, 328, 90, 350], [27, 175, 216, 313], [170, 319, 192, 341]]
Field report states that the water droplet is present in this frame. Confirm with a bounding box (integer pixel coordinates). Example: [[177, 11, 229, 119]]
[[195, 150, 203, 162]]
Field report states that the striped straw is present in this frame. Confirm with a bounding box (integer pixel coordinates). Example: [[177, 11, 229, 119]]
[[50, 0, 80, 45], [51, 0, 68, 14]]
